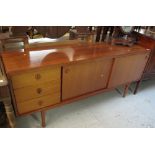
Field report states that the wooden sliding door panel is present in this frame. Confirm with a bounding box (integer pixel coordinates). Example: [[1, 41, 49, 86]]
[[62, 58, 113, 100], [108, 53, 149, 88], [137, 34, 155, 75]]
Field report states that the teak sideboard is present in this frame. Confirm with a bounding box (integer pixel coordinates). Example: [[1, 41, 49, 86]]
[[0, 42, 151, 127]]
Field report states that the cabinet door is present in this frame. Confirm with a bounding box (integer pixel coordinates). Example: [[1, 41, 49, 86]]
[[108, 53, 149, 88], [62, 58, 113, 100]]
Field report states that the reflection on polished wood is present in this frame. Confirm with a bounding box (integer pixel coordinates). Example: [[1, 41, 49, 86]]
[[1, 41, 150, 75]]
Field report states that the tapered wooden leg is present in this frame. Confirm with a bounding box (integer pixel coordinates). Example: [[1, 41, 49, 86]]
[[3, 98, 16, 128], [134, 80, 141, 95], [96, 26, 102, 42], [123, 83, 130, 97], [41, 111, 46, 128]]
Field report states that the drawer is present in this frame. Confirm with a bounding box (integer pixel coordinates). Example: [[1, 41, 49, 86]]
[[14, 82, 60, 103], [17, 94, 60, 114], [11, 66, 61, 89]]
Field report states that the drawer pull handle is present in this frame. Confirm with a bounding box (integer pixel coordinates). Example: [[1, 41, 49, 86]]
[[35, 74, 41, 80], [37, 88, 42, 94], [38, 100, 43, 106]]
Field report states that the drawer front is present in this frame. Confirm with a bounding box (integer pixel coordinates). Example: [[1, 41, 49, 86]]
[[17, 94, 60, 114], [12, 67, 60, 89], [14, 82, 60, 103]]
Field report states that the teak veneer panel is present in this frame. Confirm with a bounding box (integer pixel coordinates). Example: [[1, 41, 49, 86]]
[[62, 57, 113, 100], [108, 53, 150, 88]]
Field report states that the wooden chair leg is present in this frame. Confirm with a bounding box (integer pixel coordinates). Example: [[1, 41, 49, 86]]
[[96, 26, 102, 42], [3, 98, 16, 128], [123, 83, 130, 97], [23, 37, 29, 50], [134, 80, 141, 95], [41, 111, 46, 128], [1, 40, 6, 51]]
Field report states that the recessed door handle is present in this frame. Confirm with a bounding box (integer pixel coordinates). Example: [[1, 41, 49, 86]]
[[35, 73, 41, 80]]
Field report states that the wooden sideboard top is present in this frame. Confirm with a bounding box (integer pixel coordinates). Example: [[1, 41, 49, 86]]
[[1, 41, 150, 75]]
